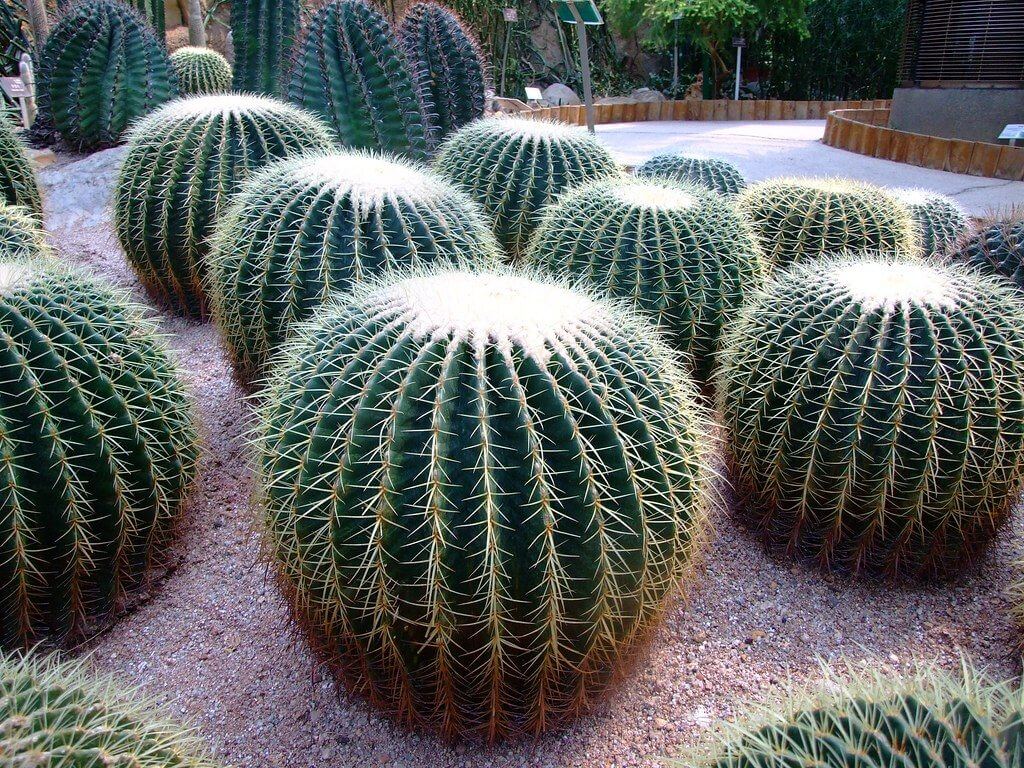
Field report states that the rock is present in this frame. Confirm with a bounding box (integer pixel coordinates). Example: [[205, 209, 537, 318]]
[[629, 87, 666, 103], [29, 148, 56, 169], [542, 83, 581, 106], [38, 145, 126, 235], [594, 95, 636, 106]]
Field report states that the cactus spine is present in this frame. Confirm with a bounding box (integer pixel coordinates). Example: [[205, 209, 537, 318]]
[[0, 117, 40, 215], [0, 203, 49, 260], [635, 154, 746, 196], [952, 211, 1024, 289], [892, 187, 970, 256], [230, 0, 299, 96], [170, 46, 233, 95]]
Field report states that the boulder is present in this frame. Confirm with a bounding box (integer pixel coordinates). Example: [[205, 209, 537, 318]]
[[629, 87, 666, 103], [542, 83, 581, 106]]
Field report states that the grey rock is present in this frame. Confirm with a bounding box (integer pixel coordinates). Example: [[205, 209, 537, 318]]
[[542, 83, 581, 106]]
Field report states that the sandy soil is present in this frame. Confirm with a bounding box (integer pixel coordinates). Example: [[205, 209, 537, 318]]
[[37, 148, 1024, 768]]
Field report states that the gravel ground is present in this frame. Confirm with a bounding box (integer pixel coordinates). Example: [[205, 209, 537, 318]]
[[36, 148, 1024, 768]]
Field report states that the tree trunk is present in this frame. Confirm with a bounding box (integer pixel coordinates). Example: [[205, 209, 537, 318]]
[[25, 0, 48, 45], [187, 0, 206, 46]]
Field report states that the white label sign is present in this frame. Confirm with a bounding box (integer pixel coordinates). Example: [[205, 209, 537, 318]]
[[0, 76, 31, 99], [999, 124, 1024, 140], [525, 86, 543, 101]]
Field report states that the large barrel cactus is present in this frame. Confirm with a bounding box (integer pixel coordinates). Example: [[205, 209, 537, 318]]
[[952, 212, 1024, 289], [113, 94, 333, 317], [0, 203, 49, 260], [170, 46, 233, 95], [0, 261, 198, 646], [720, 254, 1024, 578], [892, 188, 970, 256], [38, 0, 177, 150], [435, 118, 620, 256], [399, 2, 485, 140], [230, 0, 299, 96], [635, 154, 746, 196], [210, 150, 501, 383], [738, 178, 918, 265], [0, 118, 41, 215], [258, 265, 711, 738], [526, 177, 764, 382], [288, 0, 432, 159]]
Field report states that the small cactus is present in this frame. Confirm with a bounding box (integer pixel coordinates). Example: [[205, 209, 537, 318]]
[[635, 154, 746, 196], [951, 211, 1024, 289], [434, 118, 620, 256], [258, 264, 711, 739], [526, 177, 765, 382], [0, 118, 40, 215], [113, 94, 333, 317], [738, 178, 918, 265], [720, 254, 1024, 578], [892, 187, 971, 256], [0, 203, 49, 260], [230, 0, 299, 96], [170, 46, 233, 95]]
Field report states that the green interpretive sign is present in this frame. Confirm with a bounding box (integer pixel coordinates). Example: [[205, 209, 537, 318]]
[[552, 0, 603, 25]]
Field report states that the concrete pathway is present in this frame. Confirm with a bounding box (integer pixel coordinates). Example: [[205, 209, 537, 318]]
[[597, 119, 1024, 216]]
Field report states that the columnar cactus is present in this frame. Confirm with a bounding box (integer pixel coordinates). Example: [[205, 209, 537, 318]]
[[526, 178, 764, 382], [230, 0, 299, 96], [0, 262, 198, 646], [635, 154, 746, 196], [288, 0, 432, 159], [892, 188, 970, 256], [170, 46, 233, 95], [0, 117, 40, 215], [210, 150, 501, 382], [720, 254, 1024, 578], [0, 203, 49, 260], [952, 212, 1024, 289], [113, 94, 333, 317], [38, 0, 177, 150], [399, 2, 485, 140], [259, 265, 711, 739], [435, 118, 620, 256], [738, 178, 918, 265]]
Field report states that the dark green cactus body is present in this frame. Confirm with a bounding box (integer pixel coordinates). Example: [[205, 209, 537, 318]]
[[0, 262, 198, 646], [399, 2, 485, 140], [288, 0, 432, 159], [0, 203, 49, 260], [259, 266, 710, 739], [170, 46, 233, 95], [230, 0, 298, 96], [434, 118, 620, 256], [953, 213, 1024, 288], [113, 95, 333, 317], [0, 118, 40, 214], [635, 154, 746, 196], [892, 188, 970, 256], [720, 254, 1024, 578], [526, 178, 764, 383], [57, 0, 164, 33]]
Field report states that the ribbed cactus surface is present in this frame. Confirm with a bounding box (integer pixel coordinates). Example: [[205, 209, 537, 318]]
[[720, 254, 1024, 578], [113, 94, 333, 317], [259, 265, 710, 738], [635, 154, 746, 196], [526, 178, 764, 382], [892, 188, 970, 256], [210, 150, 501, 382], [0, 118, 41, 215], [230, 0, 299, 96], [953, 213, 1024, 289], [170, 46, 233, 95], [38, 0, 177, 150], [738, 178, 918, 265], [289, 0, 432, 159], [0, 262, 198, 646], [435, 118, 620, 256], [0, 203, 49, 260]]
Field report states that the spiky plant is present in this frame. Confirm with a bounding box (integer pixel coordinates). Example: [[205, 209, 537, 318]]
[[434, 118, 620, 256], [635, 154, 746, 196], [259, 264, 711, 739], [399, 2, 485, 141], [0, 203, 49, 260], [0, 118, 39, 215], [230, 0, 299, 96], [170, 46, 232, 95], [720, 254, 1024, 579], [210, 150, 501, 383], [526, 177, 764, 383], [738, 178, 918, 265], [0, 0, 28, 79], [113, 94, 333, 317], [288, 0, 432, 159], [892, 188, 971, 256], [1, 650, 218, 765], [57, 0, 166, 33], [952, 211, 1024, 289], [0, 260, 198, 646]]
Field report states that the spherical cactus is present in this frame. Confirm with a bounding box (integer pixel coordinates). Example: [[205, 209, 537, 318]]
[[2, 650, 217, 766], [113, 94, 334, 317], [952, 212, 1024, 289], [0, 117, 41, 215], [170, 46, 233, 95], [738, 178, 918, 265], [526, 178, 765, 383], [37, 0, 177, 150], [0, 261, 198, 646], [288, 0, 432, 160], [0, 203, 50, 261], [720, 254, 1024, 579], [435, 118, 620, 256], [258, 264, 711, 739], [892, 187, 971, 256], [635, 154, 746, 196], [230, 0, 299, 96], [210, 150, 501, 383]]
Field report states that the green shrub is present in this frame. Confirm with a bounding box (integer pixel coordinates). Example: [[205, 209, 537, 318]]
[[0, 117, 41, 215], [892, 187, 970, 256], [170, 46, 232, 95], [951, 211, 1024, 289], [0, 203, 49, 260], [230, 0, 299, 96], [635, 154, 746, 196]]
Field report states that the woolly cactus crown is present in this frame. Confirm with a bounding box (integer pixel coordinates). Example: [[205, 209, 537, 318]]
[[170, 46, 233, 95], [891, 187, 970, 256]]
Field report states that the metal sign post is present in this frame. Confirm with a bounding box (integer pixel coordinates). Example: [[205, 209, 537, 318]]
[[732, 36, 746, 101], [552, 0, 602, 134], [671, 14, 682, 95], [999, 124, 1024, 147], [500, 8, 517, 97]]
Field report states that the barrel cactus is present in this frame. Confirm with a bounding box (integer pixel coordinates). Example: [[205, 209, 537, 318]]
[[0, 203, 49, 260], [170, 46, 232, 95], [113, 94, 333, 317], [288, 0, 432, 160], [0, 118, 40, 215], [38, 0, 176, 150], [259, 264, 711, 738], [892, 187, 970, 256], [738, 178, 918, 265], [952, 211, 1024, 289], [435, 118, 620, 256], [720, 254, 1024, 578], [526, 177, 764, 382], [635, 154, 746, 196], [230, 0, 299, 96]]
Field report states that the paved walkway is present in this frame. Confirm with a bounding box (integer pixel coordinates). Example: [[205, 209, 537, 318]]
[[597, 120, 1024, 216]]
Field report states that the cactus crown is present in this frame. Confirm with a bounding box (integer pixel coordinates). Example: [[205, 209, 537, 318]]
[[0, 117, 41, 215], [891, 187, 970, 256], [0, 203, 50, 260], [170, 46, 233, 95], [952, 210, 1024, 289], [635, 153, 746, 196], [230, 0, 299, 95]]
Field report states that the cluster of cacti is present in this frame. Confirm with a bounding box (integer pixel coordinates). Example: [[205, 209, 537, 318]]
[[210, 150, 501, 382], [170, 46, 233, 95], [114, 94, 333, 317], [952, 211, 1024, 289], [399, 2, 485, 141], [38, 0, 176, 150], [0, 117, 40, 214], [635, 154, 746, 196], [435, 118, 620, 256], [720, 254, 1024, 578], [230, 0, 299, 96], [738, 178, 918, 264], [288, 0, 432, 159], [258, 264, 710, 739], [0, 203, 49, 260], [892, 187, 971, 256], [0, 262, 198, 646], [526, 177, 764, 382], [2, 650, 217, 766]]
